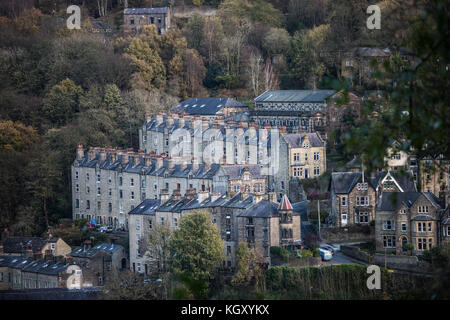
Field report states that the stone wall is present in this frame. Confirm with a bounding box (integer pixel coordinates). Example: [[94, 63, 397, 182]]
[[373, 253, 431, 273], [340, 245, 372, 263]]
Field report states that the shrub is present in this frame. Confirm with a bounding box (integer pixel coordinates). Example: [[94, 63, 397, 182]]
[[270, 246, 289, 263], [300, 249, 313, 258]]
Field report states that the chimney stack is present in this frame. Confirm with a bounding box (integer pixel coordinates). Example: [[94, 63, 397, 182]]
[[144, 155, 152, 167], [172, 189, 182, 201], [88, 147, 96, 160], [76, 144, 84, 160], [185, 188, 197, 201], [197, 190, 210, 203], [160, 189, 169, 203], [145, 112, 151, 123], [178, 118, 185, 128], [99, 148, 107, 162], [211, 192, 222, 202], [120, 152, 129, 165], [156, 156, 163, 169]]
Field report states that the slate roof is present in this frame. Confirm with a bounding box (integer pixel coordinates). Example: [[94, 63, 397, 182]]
[[221, 165, 264, 180], [254, 90, 335, 103], [2, 237, 58, 254], [283, 133, 324, 148], [69, 243, 123, 258], [129, 199, 161, 215], [76, 152, 222, 180], [0, 256, 34, 269], [331, 172, 373, 194], [171, 98, 247, 115], [238, 200, 279, 218], [124, 7, 169, 15], [372, 171, 417, 192], [376, 192, 441, 212], [22, 260, 69, 275]]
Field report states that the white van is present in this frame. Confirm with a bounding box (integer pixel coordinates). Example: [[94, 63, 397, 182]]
[[319, 248, 333, 261]]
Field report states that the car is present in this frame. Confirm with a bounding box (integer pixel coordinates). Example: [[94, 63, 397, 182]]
[[98, 226, 113, 233], [319, 248, 333, 261], [321, 245, 336, 255]]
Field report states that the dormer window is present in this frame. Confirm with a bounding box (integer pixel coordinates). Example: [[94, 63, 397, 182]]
[[357, 183, 368, 190]]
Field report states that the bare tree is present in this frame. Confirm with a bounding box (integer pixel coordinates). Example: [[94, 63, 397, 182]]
[[248, 50, 263, 97], [263, 58, 280, 91]]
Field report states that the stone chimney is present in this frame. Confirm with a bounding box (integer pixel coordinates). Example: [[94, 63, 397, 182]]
[[185, 188, 197, 201], [134, 153, 141, 166], [120, 152, 129, 165], [156, 113, 164, 125], [197, 190, 210, 203], [172, 189, 182, 201], [269, 192, 278, 204], [88, 147, 96, 160], [192, 158, 199, 172], [144, 155, 152, 167], [254, 193, 265, 204], [110, 149, 117, 163], [167, 116, 174, 127], [160, 189, 170, 203], [99, 148, 107, 162], [168, 157, 175, 169], [83, 240, 92, 252], [211, 192, 222, 202], [145, 112, 152, 123], [178, 117, 185, 128], [76, 144, 84, 160], [156, 156, 163, 169]]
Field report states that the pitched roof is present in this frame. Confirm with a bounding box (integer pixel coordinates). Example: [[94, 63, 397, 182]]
[[124, 7, 169, 15], [331, 172, 367, 194], [373, 170, 417, 192], [221, 164, 264, 180], [279, 195, 293, 211], [69, 243, 123, 258], [376, 192, 441, 212], [22, 260, 69, 275], [0, 256, 34, 269], [283, 132, 324, 148], [254, 90, 335, 103], [2, 237, 58, 254], [171, 97, 247, 115], [238, 200, 279, 218], [129, 199, 161, 215]]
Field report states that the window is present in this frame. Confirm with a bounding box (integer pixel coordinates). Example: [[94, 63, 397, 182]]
[[76, 184, 79, 193], [447, 226, 450, 236], [97, 174, 100, 182], [97, 187, 101, 196], [131, 191, 135, 200], [357, 183, 368, 190], [314, 167, 320, 176], [130, 18, 134, 25], [141, 180, 146, 188], [391, 153, 401, 160], [142, 193, 146, 200], [356, 196, 369, 206], [305, 153, 308, 161], [130, 178, 134, 187], [109, 188, 112, 197], [75, 171, 79, 179], [400, 209, 407, 214], [428, 238, 433, 248], [341, 196, 347, 206], [383, 236, 396, 248], [97, 201, 101, 210], [86, 186, 90, 193], [75, 199, 79, 208], [86, 200, 90, 210], [358, 212, 369, 223], [314, 152, 319, 161], [293, 153, 300, 162], [428, 222, 432, 232], [148, 219, 152, 230], [120, 190, 123, 199], [401, 222, 407, 232], [108, 176, 112, 184], [383, 220, 395, 230], [136, 219, 140, 231], [418, 206, 429, 213], [108, 203, 112, 213], [227, 246, 231, 256], [173, 218, 178, 228], [86, 173, 89, 181], [119, 177, 123, 186]]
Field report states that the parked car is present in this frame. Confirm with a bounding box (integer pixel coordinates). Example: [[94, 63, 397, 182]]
[[321, 245, 336, 255], [319, 248, 333, 261], [99, 226, 113, 233]]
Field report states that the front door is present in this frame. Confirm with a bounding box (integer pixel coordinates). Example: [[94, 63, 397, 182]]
[[341, 213, 348, 226]]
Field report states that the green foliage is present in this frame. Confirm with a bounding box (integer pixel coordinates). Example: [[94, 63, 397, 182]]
[[170, 210, 224, 292], [270, 246, 289, 263], [300, 249, 313, 258]]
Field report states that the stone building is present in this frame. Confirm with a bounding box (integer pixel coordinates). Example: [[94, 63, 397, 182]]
[[237, 195, 301, 265], [251, 90, 335, 134], [375, 192, 442, 255], [283, 132, 326, 180], [330, 170, 417, 227], [0, 256, 85, 290], [128, 189, 303, 272], [69, 242, 127, 286], [171, 97, 248, 120], [1, 237, 71, 259], [221, 165, 266, 197], [139, 112, 290, 198], [123, 7, 171, 34], [71, 145, 225, 230]]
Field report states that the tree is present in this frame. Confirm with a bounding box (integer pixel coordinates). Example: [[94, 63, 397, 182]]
[[169, 210, 223, 298], [232, 242, 266, 292], [102, 270, 164, 300], [0, 121, 40, 152], [41, 78, 83, 127], [289, 24, 330, 89], [262, 27, 290, 57]]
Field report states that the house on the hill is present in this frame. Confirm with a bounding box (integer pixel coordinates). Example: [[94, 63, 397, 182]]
[[124, 7, 171, 34]]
